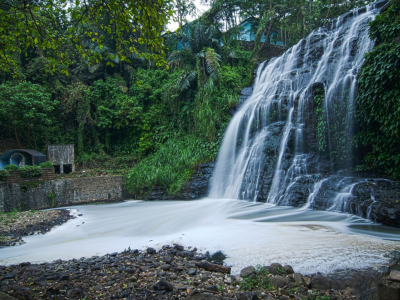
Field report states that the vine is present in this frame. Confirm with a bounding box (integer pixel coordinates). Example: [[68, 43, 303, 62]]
[[355, 0, 400, 178]]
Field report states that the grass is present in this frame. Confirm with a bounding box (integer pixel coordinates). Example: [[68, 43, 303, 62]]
[[239, 266, 273, 291], [124, 135, 211, 197], [0, 209, 41, 226]]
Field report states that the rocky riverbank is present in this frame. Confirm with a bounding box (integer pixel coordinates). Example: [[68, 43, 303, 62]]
[[0, 244, 399, 300], [0, 209, 74, 247]]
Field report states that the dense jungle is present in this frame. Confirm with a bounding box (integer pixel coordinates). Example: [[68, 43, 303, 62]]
[[0, 0, 399, 199]]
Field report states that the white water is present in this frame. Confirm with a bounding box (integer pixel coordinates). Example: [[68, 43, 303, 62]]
[[1, 1, 398, 276], [210, 4, 378, 203], [1, 200, 400, 274]]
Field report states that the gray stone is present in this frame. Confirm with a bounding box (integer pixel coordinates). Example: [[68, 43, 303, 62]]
[[240, 266, 256, 277], [311, 274, 331, 290], [160, 264, 171, 271], [283, 265, 294, 274], [378, 280, 400, 300], [270, 276, 290, 288], [268, 263, 283, 275], [293, 273, 304, 286], [153, 280, 174, 292], [147, 247, 157, 254], [235, 292, 259, 300], [188, 268, 197, 276], [303, 275, 311, 287], [3, 272, 16, 279], [206, 285, 218, 291]]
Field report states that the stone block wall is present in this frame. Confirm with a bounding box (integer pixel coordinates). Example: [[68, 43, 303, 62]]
[[0, 176, 129, 212]]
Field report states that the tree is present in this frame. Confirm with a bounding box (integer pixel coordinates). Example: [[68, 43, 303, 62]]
[[0, 0, 173, 77], [0, 81, 58, 149]]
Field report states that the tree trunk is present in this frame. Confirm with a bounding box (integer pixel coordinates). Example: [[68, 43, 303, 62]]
[[14, 125, 21, 149]]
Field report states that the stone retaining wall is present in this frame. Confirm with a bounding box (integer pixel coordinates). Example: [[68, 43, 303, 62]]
[[0, 176, 129, 212]]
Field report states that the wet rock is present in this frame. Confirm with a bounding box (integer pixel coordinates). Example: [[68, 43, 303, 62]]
[[154, 279, 174, 291], [206, 285, 218, 291], [147, 247, 157, 254], [188, 268, 197, 276], [303, 275, 311, 287], [270, 276, 290, 288], [311, 274, 331, 290], [3, 272, 16, 279], [235, 291, 259, 300], [68, 288, 85, 298], [283, 265, 294, 274], [268, 263, 283, 275], [194, 261, 231, 274], [378, 279, 400, 300], [160, 264, 171, 271], [240, 266, 256, 277], [58, 272, 70, 280], [293, 273, 304, 286]]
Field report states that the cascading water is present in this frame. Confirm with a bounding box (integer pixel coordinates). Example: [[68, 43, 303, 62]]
[[210, 2, 382, 206]]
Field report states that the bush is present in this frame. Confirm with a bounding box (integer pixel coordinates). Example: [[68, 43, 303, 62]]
[[19, 166, 42, 178], [125, 136, 211, 196], [0, 170, 10, 181], [239, 266, 273, 291], [39, 161, 54, 168], [4, 164, 18, 171], [355, 0, 400, 178]]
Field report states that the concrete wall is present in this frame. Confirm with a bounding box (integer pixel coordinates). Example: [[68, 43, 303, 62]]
[[0, 176, 129, 212], [47, 145, 75, 173]]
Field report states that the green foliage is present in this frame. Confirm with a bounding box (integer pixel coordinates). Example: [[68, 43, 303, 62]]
[[125, 136, 212, 197], [19, 166, 42, 178], [0, 81, 58, 150], [355, 0, 400, 178], [25, 181, 44, 189], [4, 165, 18, 171], [0, 0, 173, 77], [314, 88, 328, 152], [239, 266, 273, 291], [0, 170, 10, 181], [48, 192, 56, 208], [39, 161, 54, 169]]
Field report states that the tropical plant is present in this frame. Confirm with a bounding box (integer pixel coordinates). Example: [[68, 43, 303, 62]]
[[39, 161, 54, 169], [355, 0, 400, 178], [0, 170, 10, 181], [4, 165, 18, 171], [19, 166, 42, 178], [0, 0, 173, 77]]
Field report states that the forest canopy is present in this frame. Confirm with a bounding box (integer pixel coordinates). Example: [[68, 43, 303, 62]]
[[0, 0, 173, 76]]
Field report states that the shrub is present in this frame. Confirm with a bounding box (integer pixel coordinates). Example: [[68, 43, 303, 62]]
[[4, 164, 18, 171], [19, 166, 42, 178], [39, 161, 54, 168], [0, 170, 10, 181], [125, 136, 211, 196], [239, 266, 273, 291], [355, 0, 400, 178]]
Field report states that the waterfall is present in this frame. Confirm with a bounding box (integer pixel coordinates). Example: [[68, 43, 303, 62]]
[[210, 2, 383, 203]]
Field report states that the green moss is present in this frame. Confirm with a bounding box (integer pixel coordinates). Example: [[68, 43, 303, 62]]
[[25, 180, 44, 188], [47, 192, 56, 208]]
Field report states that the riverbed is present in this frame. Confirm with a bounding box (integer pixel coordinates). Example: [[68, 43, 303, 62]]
[[1, 199, 400, 274]]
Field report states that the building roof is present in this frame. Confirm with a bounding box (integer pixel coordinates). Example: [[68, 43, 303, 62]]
[[0, 149, 46, 160]]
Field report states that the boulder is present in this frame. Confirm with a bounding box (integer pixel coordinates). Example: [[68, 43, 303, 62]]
[[270, 276, 290, 288], [283, 265, 294, 274], [240, 266, 256, 277], [311, 274, 331, 290], [153, 280, 174, 291], [268, 263, 283, 275]]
